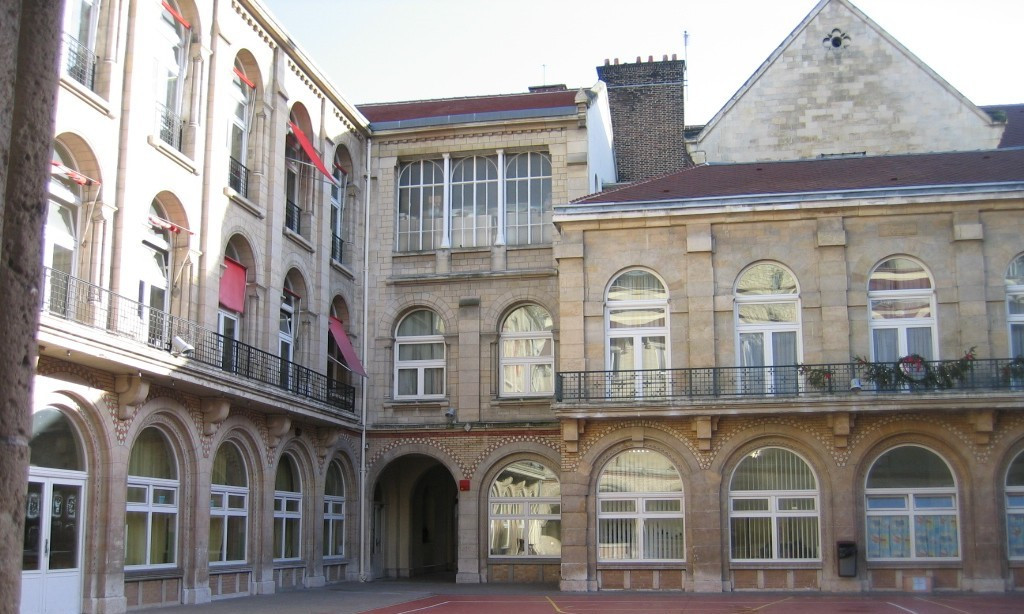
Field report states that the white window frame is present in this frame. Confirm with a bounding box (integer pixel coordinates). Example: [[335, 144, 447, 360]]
[[734, 263, 802, 395], [868, 257, 938, 362], [864, 446, 960, 561], [499, 305, 554, 398], [1006, 254, 1024, 359], [393, 310, 446, 400], [396, 159, 445, 252], [323, 461, 346, 559], [450, 155, 498, 248], [1005, 451, 1024, 560], [228, 60, 254, 188], [141, 206, 171, 348], [728, 448, 820, 562], [209, 444, 248, 566], [273, 456, 302, 562], [488, 460, 561, 558], [155, 0, 189, 144], [330, 161, 349, 261], [604, 270, 669, 398], [125, 476, 180, 570], [504, 152, 552, 246], [64, 0, 100, 50]]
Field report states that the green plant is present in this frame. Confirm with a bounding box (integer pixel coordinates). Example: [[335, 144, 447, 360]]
[[1003, 356, 1024, 380], [855, 348, 976, 390], [799, 364, 835, 390], [934, 347, 976, 389]]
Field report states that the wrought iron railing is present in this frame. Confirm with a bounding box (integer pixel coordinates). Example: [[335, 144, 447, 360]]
[[62, 33, 97, 91], [285, 200, 301, 235], [228, 157, 249, 198], [556, 359, 1023, 403], [157, 104, 184, 151], [331, 233, 344, 264], [40, 268, 355, 414]]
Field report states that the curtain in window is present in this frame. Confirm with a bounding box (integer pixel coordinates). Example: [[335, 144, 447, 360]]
[[1011, 323, 1024, 358], [914, 515, 958, 557], [608, 270, 666, 301], [906, 327, 933, 359], [867, 516, 910, 558], [129, 429, 176, 479], [772, 331, 798, 393], [873, 329, 899, 363], [1008, 513, 1024, 557]]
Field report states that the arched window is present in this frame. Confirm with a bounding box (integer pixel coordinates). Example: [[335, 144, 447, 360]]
[[1007, 452, 1024, 559], [228, 58, 255, 198], [219, 241, 247, 371], [729, 447, 819, 560], [735, 263, 801, 395], [868, 258, 937, 362], [865, 446, 959, 560], [273, 454, 302, 560], [500, 305, 554, 397], [210, 442, 248, 565], [505, 152, 552, 246], [45, 144, 82, 316], [597, 449, 683, 561], [156, 0, 190, 151], [30, 408, 85, 471], [451, 155, 498, 248], [330, 148, 352, 263], [397, 160, 444, 252], [1006, 254, 1024, 360], [143, 201, 172, 347], [126, 428, 179, 568], [605, 270, 669, 398], [323, 460, 346, 558], [489, 460, 561, 557], [394, 309, 446, 399], [279, 275, 300, 388]]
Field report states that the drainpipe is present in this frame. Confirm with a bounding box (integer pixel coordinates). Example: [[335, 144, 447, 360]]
[[358, 136, 372, 581]]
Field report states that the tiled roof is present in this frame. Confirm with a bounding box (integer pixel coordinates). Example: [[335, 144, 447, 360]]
[[573, 148, 1024, 205], [982, 104, 1024, 149], [357, 91, 579, 127]]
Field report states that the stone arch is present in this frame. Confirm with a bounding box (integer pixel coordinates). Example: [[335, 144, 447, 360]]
[[486, 289, 560, 333]]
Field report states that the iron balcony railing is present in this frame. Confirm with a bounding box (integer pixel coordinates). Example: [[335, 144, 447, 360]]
[[40, 267, 355, 414], [285, 199, 301, 235], [228, 157, 249, 198], [157, 104, 184, 151], [556, 359, 1024, 403], [62, 33, 97, 91], [331, 233, 344, 264]]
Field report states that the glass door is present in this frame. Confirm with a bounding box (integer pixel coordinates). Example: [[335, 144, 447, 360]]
[[22, 477, 85, 614]]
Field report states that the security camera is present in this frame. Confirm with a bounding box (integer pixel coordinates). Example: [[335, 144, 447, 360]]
[[444, 407, 456, 420], [170, 335, 195, 357]]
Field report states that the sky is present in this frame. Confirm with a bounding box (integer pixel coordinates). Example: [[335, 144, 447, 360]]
[[259, 0, 1024, 124]]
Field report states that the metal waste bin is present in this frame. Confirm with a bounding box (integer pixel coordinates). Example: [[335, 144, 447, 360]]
[[837, 541, 857, 577]]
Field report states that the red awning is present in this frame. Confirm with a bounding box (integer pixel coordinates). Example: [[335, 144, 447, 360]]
[[219, 257, 246, 313], [288, 121, 336, 185], [328, 316, 366, 377]]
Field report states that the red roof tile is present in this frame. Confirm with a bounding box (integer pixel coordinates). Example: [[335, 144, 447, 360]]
[[574, 149, 1024, 205], [358, 90, 578, 123]]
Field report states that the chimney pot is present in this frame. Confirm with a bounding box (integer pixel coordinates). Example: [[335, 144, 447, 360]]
[[614, 57, 619, 65], [672, 53, 677, 61], [604, 58, 610, 66], [662, 54, 668, 61], [648, 55, 654, 62], [635, 56, 641, 63]]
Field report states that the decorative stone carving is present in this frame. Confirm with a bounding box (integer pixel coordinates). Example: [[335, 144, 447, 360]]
[[114, 374, 149, 420]]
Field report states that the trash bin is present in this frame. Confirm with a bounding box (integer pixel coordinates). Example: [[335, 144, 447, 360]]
[[837, 541, 857, 577]]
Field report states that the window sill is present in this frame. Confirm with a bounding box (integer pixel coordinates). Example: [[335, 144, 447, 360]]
[[283, 226, 315, 253], [323, 556, 349, 564], [729, 561, 822, 570], [865, 559, 962, 569], [272, 560, 305, 569], [209, 563, 252, 573], [147, 135, 198, 175], [596, 561, 686, 569], [225, 186, 264, 219], [124, 567, 183, 581], [59, 75, 111, 116], [385, 399, 449, 411], [330, 258, 355, 280], [491, 396, 554, 410]]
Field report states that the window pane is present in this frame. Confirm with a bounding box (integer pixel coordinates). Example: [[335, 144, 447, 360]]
[[501, 365, 526, 394], [423, 368, 444, 395], [906, 327, 934, 360], [150, 512, 176, 565], [30, 408, 84, 470], [867, 447, 954, 488], [867, 496, 907, 510], [598, 518, 636, 560], [1007, 296, 1024, 316], [284, 518, 300, 558], [777, 517, 819, 559], [489, 519, 525, 555], [502, 306, 553, 332], [398, 309, 444, 336], [1008, 453, 1024, 487], [503, 339, 550, 357], [492, 503, 523, 515], [609, 308, 666, 329], [777, 497, 816, 511], [213, 443, 247, 487], [869, 258, 931, 291], [490, 461, 560, 498], [866, 515, 910, 558], [600, 500, 636, 513], [644, 518, 684, 559], [731, 448, 816, 491], [598, 449, 682, 493], [210, 493, 224, 509], [608, 270, 666, 301], [645, 499, 681, 513], [873, 328, 899, 363], [208, 516, 224, 562], [152, 488, 175, 505], [325, 462, 345, 496], [870, 299, 932, 320], [127, 486, 147, 504], [530, 365, 553, 393], [125, 511, 148, 565], [737, 264, 797, 295], [1009, 513, 1024, 558], [914, 515, 958, 557], [399, 342, 444, 361], [397, 369, 417, 395], [1007, 255, 1024, 286], [228, 494, 246, 510], [738, 303, 797, 324], [531, 503, 560, 515], [915, 495, 954, 509], [732, 498, 769, 512], [129, 428, 177, 479], [731, 517, 772, 559], [226, 515, 246, 561], [528, 519, 561, 556]]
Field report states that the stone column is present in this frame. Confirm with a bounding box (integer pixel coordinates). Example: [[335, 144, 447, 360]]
[[0, 2, 63, 612], [457, 298, 481, 422], [686, 224, 715, 367]]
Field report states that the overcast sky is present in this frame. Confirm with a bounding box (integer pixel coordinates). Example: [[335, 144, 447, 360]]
[[259, 0, 1024, 124]]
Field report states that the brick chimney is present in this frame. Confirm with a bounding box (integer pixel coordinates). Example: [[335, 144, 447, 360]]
[[596, 55, 689, 183]]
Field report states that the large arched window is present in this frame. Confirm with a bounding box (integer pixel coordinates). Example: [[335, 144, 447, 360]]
[[865, 445, 959, 560], [1006, 254, 1024, 360], [228, 58, 255, 198], [605, 270, 669, 398], [273, 454, 302, 561], [729, 447, 819, 561], [330, 148, 352, 263], [394, 309, 446, 399], [499, 305, 554, 397], [489, 460, 561, 558], [45, 144, 82, 316], [735, 263, 800, 395], [397, 160, 444, 252], [505, 152, 552, 246], [126, 428, 179, 568], [156, 0, 190, 151], [279, 273, 303, 389], [451, 155, 498, 248], [210, 442, 248, 565], [323, 460, 346, 558], [143, 201, 172, 347], [1005, 452, 1024, 559], [597, 449, 683, 561], [868, 258, 937, 362]]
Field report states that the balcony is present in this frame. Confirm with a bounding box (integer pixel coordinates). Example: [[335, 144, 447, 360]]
[[228, 157, 249, 198], [157, 104, 184, 151], [285, 199, 302, 235], [556, 359, 1024, 407], [40, 267, 355, 414], [62, 33, 97, 91], [331, 233, 344, 264]]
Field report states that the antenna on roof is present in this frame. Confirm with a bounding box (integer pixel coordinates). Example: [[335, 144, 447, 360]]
[[542, 64, 547, 86]]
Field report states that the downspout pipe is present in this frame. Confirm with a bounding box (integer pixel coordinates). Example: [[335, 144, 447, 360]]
[[358, 136, 372, 581]]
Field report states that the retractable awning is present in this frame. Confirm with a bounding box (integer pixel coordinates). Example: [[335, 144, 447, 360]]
[[219, 257, 246, 313], [328, 316, 366, 377], [288, 121, 336, 185]]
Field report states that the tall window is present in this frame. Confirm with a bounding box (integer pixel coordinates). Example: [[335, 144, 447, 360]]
[[451, 156, 498, 248], [273, 454, 302, 561], [155, 0, 190, 150], [45, 145, 81, 316], [1006, 452, 1024, 559], [394, 309, 446, 399], [125, 428, 178, 569], [330, 154, 349, 263], [729, 447, 820, 561], [279, 279, 298, 388], [605, 270, 669, 397], [323, 461, 346, 558], [142, 202, 172, 347], [397, 160, 444, 252], [597, 449, 684, 561], [735, 263, 800, 395], [865, 446, 959, 560], [869, 257, 937, 362], [489, 460, 561, 557], [1006, 254, 1024, 359], [218, 243, 246, 372], [228, 59, 254, 198], [505, 152, 552, 246], [499, 305, 554, 397], [62, 0, 100, 90], [210, 442, 248, 565]]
